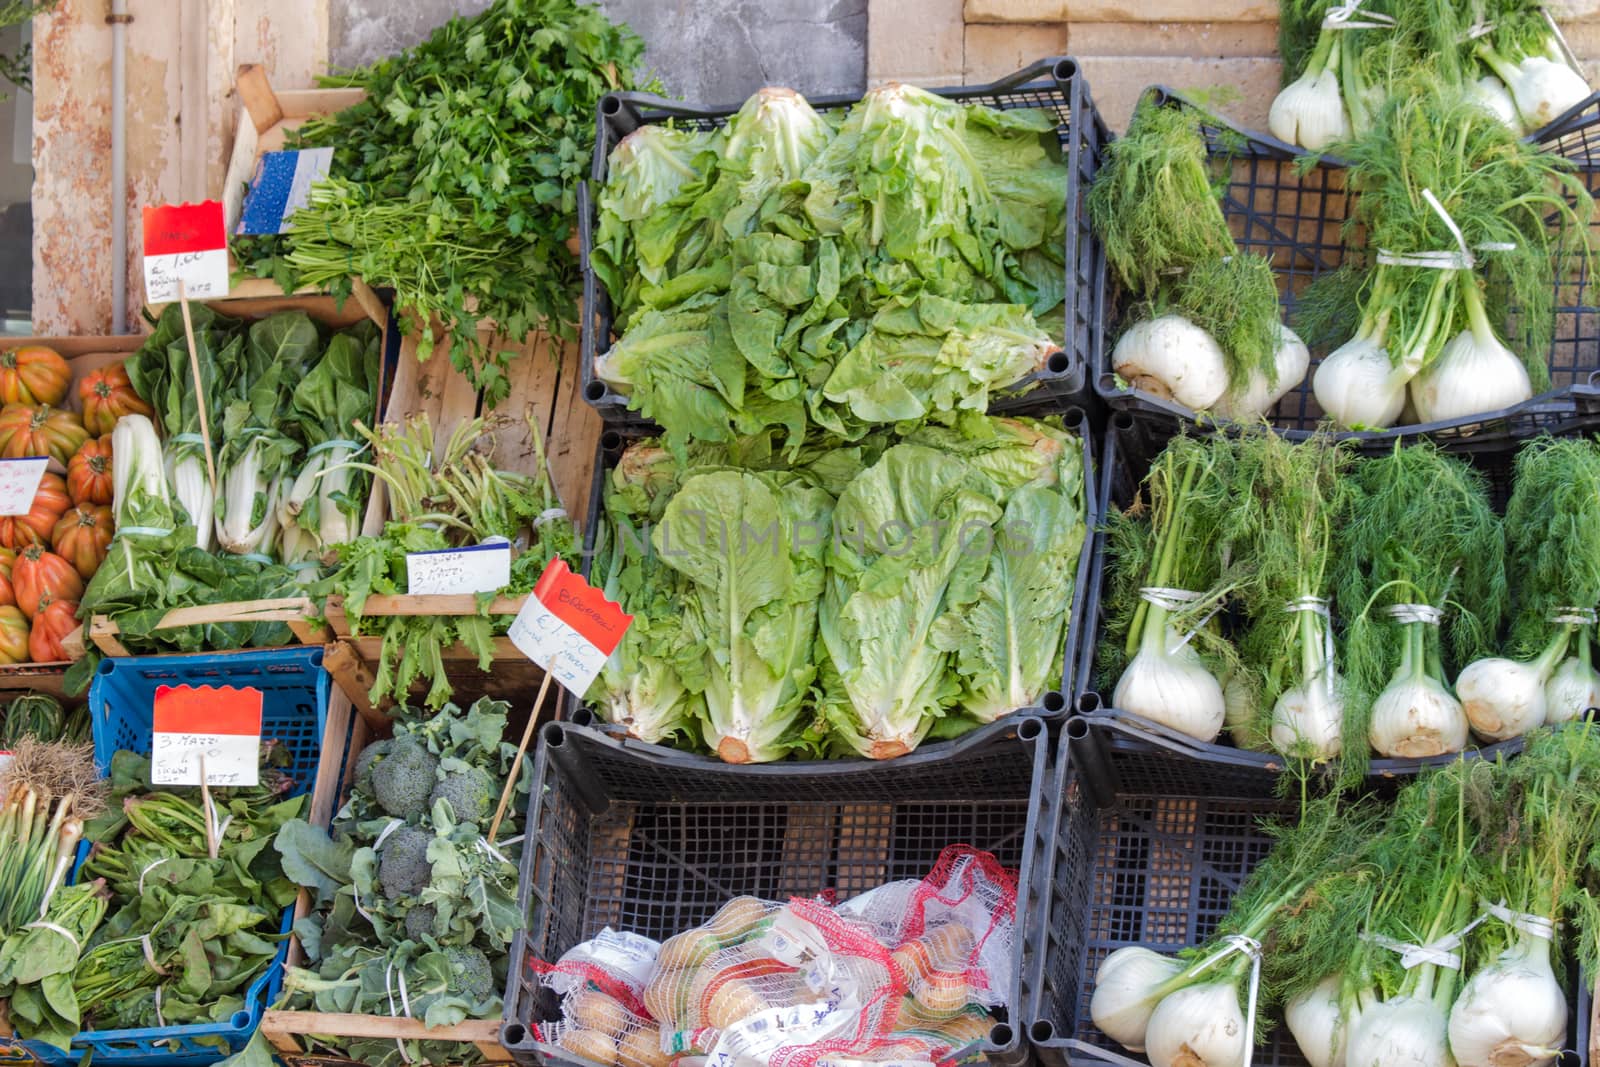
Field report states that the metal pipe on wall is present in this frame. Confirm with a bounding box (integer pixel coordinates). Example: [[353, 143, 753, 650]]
[[109, 0, 128, 332]]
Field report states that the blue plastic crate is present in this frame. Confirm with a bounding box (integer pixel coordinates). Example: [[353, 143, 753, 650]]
[[0, 647, 330, 1067]]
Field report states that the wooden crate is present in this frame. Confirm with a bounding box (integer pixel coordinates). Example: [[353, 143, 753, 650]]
[[259, 686, 516, 1065], [324, 323, 602, 722], [79, 290, 390, 662]]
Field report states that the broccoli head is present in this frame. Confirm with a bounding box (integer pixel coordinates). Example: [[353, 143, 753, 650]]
[[428, 764, 496, 825], [378, 826, 433, 900], [442, 945, 495, 1004], [404, 903, 438, 943], [371, 737, 439, 819], [353, 739, 394, 796]]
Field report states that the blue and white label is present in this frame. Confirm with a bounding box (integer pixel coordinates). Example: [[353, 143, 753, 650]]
[[237, 148, 335, 235]]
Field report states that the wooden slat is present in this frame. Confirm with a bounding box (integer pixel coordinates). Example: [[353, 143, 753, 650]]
[[90, 597, 317, 646], [342, 635, 526, 663], [0, 664, 71, 699], [234, 63, 284, 133], [323, 593, 527, 624], [545, 335, 604, 528], [261, 1012, 506, 1047], [323, 640, 386, 733]]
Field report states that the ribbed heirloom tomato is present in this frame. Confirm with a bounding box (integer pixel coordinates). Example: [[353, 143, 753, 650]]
[[0, 345, 71, 407], [29, 594, 79, 662], [0, 605, 29, 663], [78, 361, 153, 437], [52, 504, 113, 580], [0, 404, 89, 465], [12, 544, 84, 618], [68, 436, 114, 505]]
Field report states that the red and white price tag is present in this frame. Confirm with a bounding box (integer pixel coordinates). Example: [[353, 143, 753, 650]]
[[0, 457, 48, 516], [507, 559, 633, 696], [151, 684, 264, 786], [142, 200, 229, 304]]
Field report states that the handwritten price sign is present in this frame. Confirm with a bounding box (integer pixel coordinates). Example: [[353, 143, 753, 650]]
[[151, 684, 264, 786], [142, 201, 229, 304], [0, 457, 48, 516], [406, 541, 511, 596], [507, 558, 632, 696]]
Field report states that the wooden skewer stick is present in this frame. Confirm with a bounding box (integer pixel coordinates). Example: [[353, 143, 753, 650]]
[[487, 670, 552, 845], [177, 279, 219, 497]]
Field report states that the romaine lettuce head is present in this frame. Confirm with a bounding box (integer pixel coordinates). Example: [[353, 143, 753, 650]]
[[818, 443, 1002, 757], [652, 468, 833, 762]]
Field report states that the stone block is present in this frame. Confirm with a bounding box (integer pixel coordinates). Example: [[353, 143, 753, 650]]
[[868, 0, 966, 83], [1077, 54, 1283, 131], [963, 22, 1070, 82], [963, 0, 1069, 23]]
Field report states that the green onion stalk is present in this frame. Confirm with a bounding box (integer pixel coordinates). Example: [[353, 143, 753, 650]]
[[1308, 75, 1594, 429], [1331, 442, 1506, 772], [1103, 434, 1243, 744], [1228, 431, 1353, 760], [0, 742, 103, 939]]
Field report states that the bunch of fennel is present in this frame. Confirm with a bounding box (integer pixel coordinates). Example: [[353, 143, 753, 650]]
[[1331, 441, 1507, 766], [1088, 792, 1384, 1066], [1270, 0, 1391, 150], [1090, 96, 1305, 417], [1455, 437, 1600, 740], [1468, 0, 1592, 133], [1224, 431, 1354, 761], [1307, 76, 1593, 429], [1102, 433, 1244, 744]]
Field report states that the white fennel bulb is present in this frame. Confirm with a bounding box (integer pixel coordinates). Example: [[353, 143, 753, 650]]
[[1223, 670, 1267, 751], [1369, 674, 1469, 758], [1144, 980, 1249, 1067], [1455, 630, 1569, 741], [1212, 325, 1311, 420], [1447, 933, 1565, 1067], [1286, 977, 1350, 1067], [1270, 65, 1351, 151], [1114, 623, 1227, 743], [1090, 946, 1184, 1052], [1112, 315, 1229, 412], [1468, 75, 1521, 132], [1503, 55, 1591, 132], [166, 452, 215, 552], [1345, 995, 1453, 1067], [1409, 324, 1532, 425], [1313, 335, 1408, 429], [1270, 677, 1343, 760], [1545, 653, 1600, 724]]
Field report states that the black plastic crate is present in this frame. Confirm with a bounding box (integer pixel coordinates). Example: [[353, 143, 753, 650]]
[[1094, 87, 1600, 444], [578, 57, 1107, 428], [1076, 412, 1549, 782], [500, 717, 1055, 1067], [1025, 715, 1593, 1067], [560, 407, 1101, 765]]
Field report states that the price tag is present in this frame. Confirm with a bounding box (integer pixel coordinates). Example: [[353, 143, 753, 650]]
[[150, 684, 264, 786], [507, 558, 633, 697], [406, 541, 512, 596], [0, 457, 48, 516], [142, 200, 229, 304], [237, 148, 335, 235]]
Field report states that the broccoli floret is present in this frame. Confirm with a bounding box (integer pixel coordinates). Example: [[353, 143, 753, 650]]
[[428, 765, 496, 825], [378, 826, 433, 899], [442, 946, 494, 1003], [404, 903, 438, 943], [353, 739, 393, 796], [371, 737, 439, 819]]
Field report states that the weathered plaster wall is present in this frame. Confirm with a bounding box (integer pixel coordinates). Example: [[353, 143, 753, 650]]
[[330, 0, 867, 105], [30, 0, 327, 334]]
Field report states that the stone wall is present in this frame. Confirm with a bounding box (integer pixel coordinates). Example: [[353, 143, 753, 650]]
[[868, 0, 1600, 131]]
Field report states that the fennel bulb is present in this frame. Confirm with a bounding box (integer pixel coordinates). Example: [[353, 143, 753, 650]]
[[1286, 977, 1350, 1067], [1468, 76, 1521, 133], [1409, 321, 1532, 426], [1270, 677, 1343, 760], [1545, 652, 1600, 724], [1446, 933, 1565, 1067], [1112, 315, 1229, 412], [1344, 995, 1454, 1067], [1089, 946, 1183, 1052], [1369, 673, 1469, 758], [1313, 335, 1408, 429], [1455, 629, 1570, 742], [1114, 623, 1227, 743], [1144, 979, 1248, 1067], [1212, 325, 1311, 420], [1270, 66, 1350, 152], [1223, 670, 1268, 751], [166, 451, 215, 552], [1500, 56, 1590, 133]]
